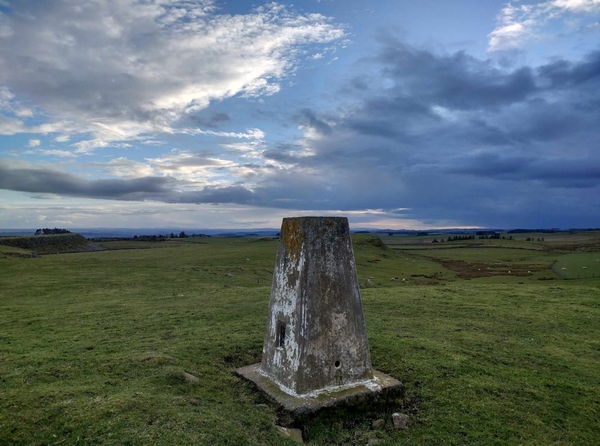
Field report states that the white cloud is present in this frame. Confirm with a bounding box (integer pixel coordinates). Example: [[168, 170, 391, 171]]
[[36, 149, 77, 158], [0, 0, 343, 150], [54, 135, 70, 143], [149, 151, 231, 166], [27, 139, 40, 147], [0, 114, 24, 135], [0, 87, 33, 120], [86, 151, 237, 187], [180, 127, 265, 140], [86, 157, 156, 178], [552, 0, 600, 12], [22, 149, 78, 158], [488, 0, 600, 52], [220, 140, 266, 159]]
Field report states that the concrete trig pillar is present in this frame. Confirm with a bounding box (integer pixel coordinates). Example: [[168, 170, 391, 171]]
[[236, 217, 401, 415], [261, 216, 373, 395]]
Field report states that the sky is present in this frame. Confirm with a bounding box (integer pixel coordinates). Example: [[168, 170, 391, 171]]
[[0, 0, 599, 230]]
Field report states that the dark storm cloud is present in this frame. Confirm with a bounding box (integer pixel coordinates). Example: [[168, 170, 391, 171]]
[[449, 154, 600, 188], [297, 109, 332, 135], [0, 162, 171, 199], [251, 38, 600, 227], [375, 38, 537, 110], [0, 161, 254, 204], [537, 49, 600, 88], [262, 144, 304, 164], [173, 186, 255, 204], [186, 111, 231, 129]]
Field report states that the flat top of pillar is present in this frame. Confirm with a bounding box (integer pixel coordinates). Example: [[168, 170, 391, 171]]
[[282, 216, 348, 223]]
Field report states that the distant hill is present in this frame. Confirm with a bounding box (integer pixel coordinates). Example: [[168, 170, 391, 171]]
[[0, 233, 97, 255]]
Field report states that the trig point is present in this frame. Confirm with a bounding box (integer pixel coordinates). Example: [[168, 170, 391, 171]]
[[236, 217, 401, 416]]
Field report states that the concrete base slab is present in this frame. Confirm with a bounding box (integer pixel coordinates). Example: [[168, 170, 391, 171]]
[[235, 364, 403, 418]]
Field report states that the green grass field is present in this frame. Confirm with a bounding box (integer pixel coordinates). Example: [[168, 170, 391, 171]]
[[1, 234, 599, 445], [553, 252, 600, 279], [0, 244, 32, 258]]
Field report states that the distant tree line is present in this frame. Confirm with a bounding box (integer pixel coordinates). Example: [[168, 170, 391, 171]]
[[434, 233, 515, 243], [508, 229, 560, 233], [133, 235, 168, 242], [447, 234, 475, 241], [131, 231, 210, 241], [477, 233, 501, 239], [34, 228, 71, 235]]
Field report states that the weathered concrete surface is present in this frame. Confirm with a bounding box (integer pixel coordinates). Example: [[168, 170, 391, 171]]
[[235, 364, 402, 417], [260, 217, 373, 395]]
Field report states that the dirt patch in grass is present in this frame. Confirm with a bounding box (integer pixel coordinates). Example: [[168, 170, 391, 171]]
[[424, 258, 543, 279]]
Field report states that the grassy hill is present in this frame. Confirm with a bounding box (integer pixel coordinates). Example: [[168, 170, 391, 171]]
[[0, 244, 33, 258], [0, 234, 598, 445], [0, 233, 95, 255]]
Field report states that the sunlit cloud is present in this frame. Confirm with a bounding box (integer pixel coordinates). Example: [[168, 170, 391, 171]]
[[488, 0, 600, 51], [0, 0, 344, 150]]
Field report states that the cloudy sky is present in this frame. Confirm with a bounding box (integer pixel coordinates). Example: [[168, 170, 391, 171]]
[[0, 0, 599, 230]]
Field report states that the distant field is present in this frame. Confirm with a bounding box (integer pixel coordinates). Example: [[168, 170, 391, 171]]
[[553, 252, 600, 279], [381, 230, 600, 250], [0, 234, 599, 445], [381, 230, 600, 282]]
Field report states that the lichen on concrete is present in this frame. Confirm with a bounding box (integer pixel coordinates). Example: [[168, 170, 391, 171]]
[[282, 218, 304, 264]]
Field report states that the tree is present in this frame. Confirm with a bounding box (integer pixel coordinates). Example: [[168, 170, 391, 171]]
[[35, 227, 70, 235]]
